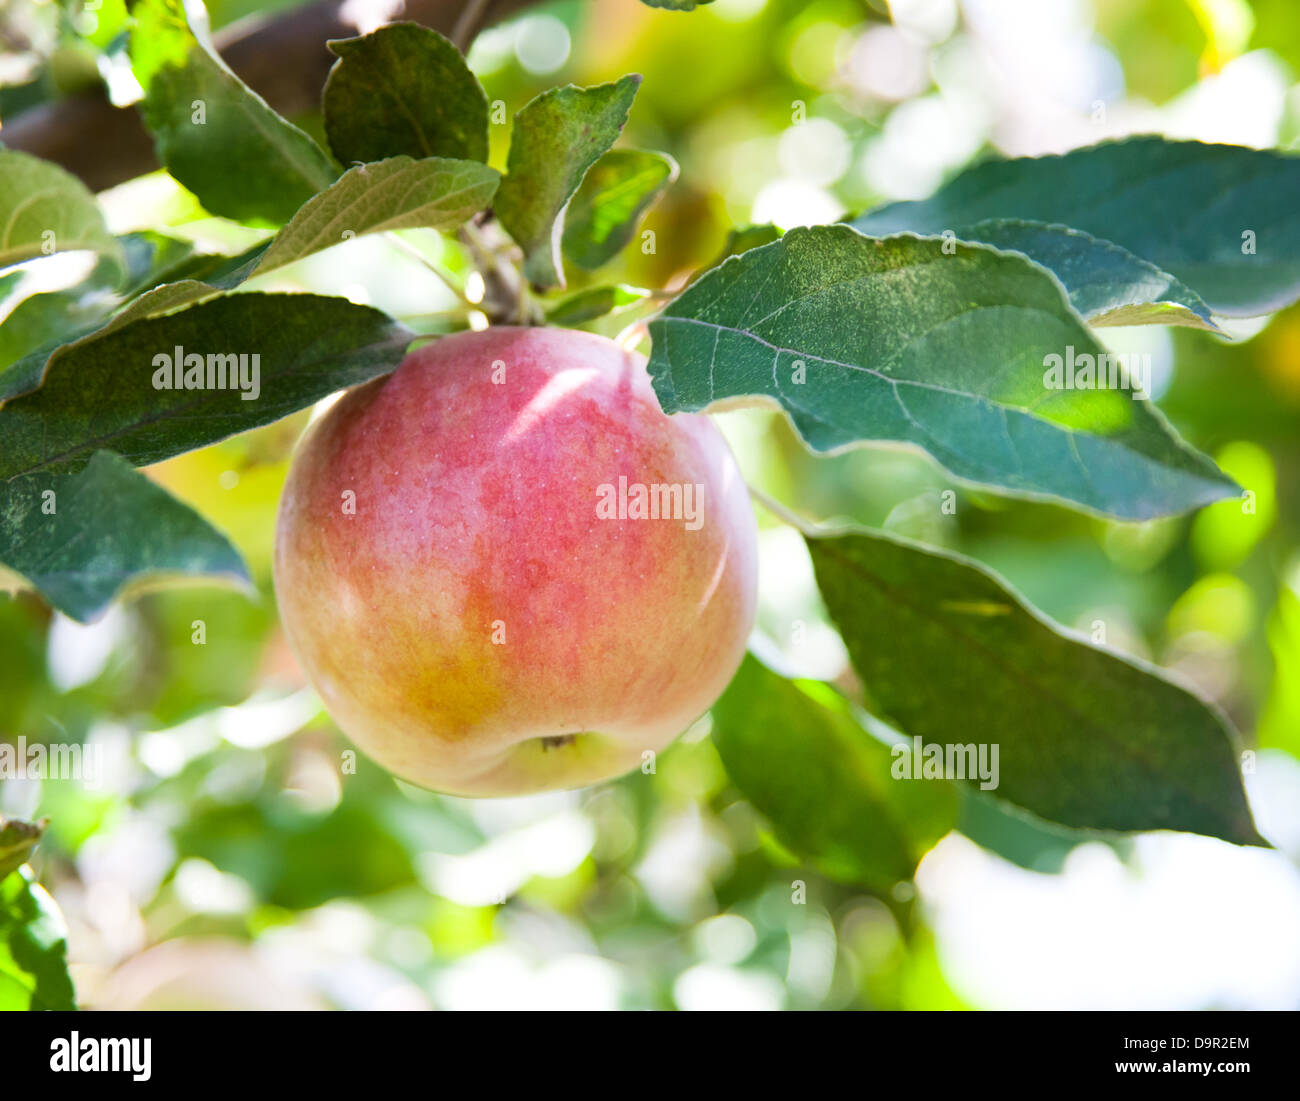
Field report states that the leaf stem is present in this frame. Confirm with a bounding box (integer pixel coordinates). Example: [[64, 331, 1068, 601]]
[[384, 232, 471, 308], [747, 484, 831, 537]]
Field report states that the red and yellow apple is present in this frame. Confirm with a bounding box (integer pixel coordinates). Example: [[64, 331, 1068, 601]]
[[273, 326, 758, 796]]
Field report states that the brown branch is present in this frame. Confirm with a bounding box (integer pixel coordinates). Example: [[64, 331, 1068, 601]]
[[1, 0, 537, 193]]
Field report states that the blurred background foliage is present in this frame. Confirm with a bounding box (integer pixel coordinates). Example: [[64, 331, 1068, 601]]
[[2, 0, 1300, 1009]]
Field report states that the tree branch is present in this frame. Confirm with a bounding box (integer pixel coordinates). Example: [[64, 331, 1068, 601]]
[[1, 0, 536, 193]]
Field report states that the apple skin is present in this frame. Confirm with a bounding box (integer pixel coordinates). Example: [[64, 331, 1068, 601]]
[[274, 326, 758, 797]]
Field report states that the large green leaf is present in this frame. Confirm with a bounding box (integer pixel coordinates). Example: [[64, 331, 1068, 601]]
[[805, 529, 1264, 845], [0, 151, 124, 274], [322, 23, 490, 166], [495, 76, 642, 288], [851, 137, 1300, 317], [0, 293, 412, 480], [955, 220, 1219, 331], [648, 225, 1235, 520], [562, 149, 677, 270], [711, 654, 957, 890], [0, 450, 249, 621], [0, 865, 75, 1011], [130, 0, 338, 225]]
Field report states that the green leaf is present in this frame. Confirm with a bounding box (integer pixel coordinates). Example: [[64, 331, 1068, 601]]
[[0, 450, 250, 622], [711, 654, 957, 890], [562, 149, 677, 269], [322, 23, 490, 166], [496, 76, 642, 288], [545, 284, 649, 325], [251, 156, 499, 276], [0, 150, 124, 274], [0, 818, 46, 883], [954, 220, 1220, 331], [0, 293, 413, 480], [640, 0, 715, 8], [130, 0, 338, 225], [648, 225, 1236, 520], [805, 529, 1264, 845], [0, 865, 75, 1011], [851, 137, 1300, 317]]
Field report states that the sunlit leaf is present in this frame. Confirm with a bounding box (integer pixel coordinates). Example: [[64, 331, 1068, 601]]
[[130, 0, 337, 224], [711, 654, 958, 890], [496, 76, 641, 288]]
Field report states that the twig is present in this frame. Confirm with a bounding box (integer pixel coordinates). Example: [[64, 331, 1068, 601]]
[[459, 220, 542, 325], [451, 0, 494, 52]]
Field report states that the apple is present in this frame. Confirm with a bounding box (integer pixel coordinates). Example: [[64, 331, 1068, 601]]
[[274, 326, 758, 796]]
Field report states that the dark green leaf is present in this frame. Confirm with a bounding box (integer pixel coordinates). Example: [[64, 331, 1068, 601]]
[[0, 151, 124, 274], [702, 223, 782, 274], [545, 284, 648, 325], [496, 76, 642, 288], [956, 220, 1219, 331], [0, 865, 76, 1010], [130, 0, 338, 225], [0, 450, 249, 622], [562, 149, 677, 269], [648, 225, 1236, 519], [640, 0, 715, 8], [956, 789, 1122, 874], [851, 137, 1300, 317], [711, 654, 958, 890], [322, 23, 490, 166], [0, 293, 413, 480], [806, 529, 1264, 845]]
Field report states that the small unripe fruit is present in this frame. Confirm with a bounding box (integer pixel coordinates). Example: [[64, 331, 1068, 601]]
[[274, 327, 758, 796]]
